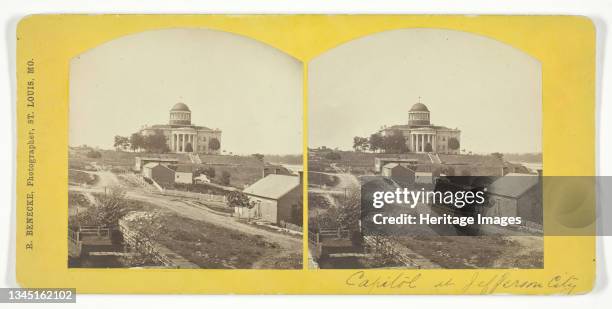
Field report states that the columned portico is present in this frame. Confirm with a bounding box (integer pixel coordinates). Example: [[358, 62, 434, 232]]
[[377, 101, 461, 155], [411, 132, 437, 153], [139, 103, 222, 154], [172, 132, 198, 153]]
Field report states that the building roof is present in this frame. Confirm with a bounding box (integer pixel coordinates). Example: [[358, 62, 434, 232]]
[[375, 154, 430, 165], [243, 174, 300, 200], [383, 162, 400, 169], [487, 174, 539, 198], [170, 102, 190, 112], [409, 103, 430, 112], [438, 154, 504, 166], [143, 162, 159, 169], [383, 163, 414, 171], [143, 162, 174, 172]]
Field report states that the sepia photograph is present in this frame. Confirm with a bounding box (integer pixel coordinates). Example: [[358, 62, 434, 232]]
[[67, 28, 303, 269], [307, 28, 543, 269]]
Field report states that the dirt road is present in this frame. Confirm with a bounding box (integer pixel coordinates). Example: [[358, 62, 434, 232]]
[[92, 171, 120, 188], [309, 171, 359, 209], [70, 185, 302, 268]]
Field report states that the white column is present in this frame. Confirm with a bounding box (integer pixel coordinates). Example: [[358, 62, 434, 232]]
[[181, 134, 185, 152], [193, 134, 197, 153], [418, 134, 422, 152], [422, 135, 425, 152], [434, 135, 437, 153], [431, 135, 435, 153], [172, 133, 176, 152], [423, 135, 426, 152]]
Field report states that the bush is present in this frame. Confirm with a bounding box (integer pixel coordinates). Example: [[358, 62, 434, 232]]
[[324, 151, 342, 161], [195, 166, 216, 178], [220, 171, 231, 185], [86, 150, 102, 158]]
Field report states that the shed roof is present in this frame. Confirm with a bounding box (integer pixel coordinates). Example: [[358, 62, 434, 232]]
[[143, 162, 174, 172], [143, 162, 159, 169], [487, 175, 539, 198], [243, 174, 300, 200], [383, 163, 414, 171]]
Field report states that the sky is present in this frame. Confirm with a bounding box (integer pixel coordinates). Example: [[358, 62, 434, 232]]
[[69, 28, 302, 155], [309, 28, 542, 154]]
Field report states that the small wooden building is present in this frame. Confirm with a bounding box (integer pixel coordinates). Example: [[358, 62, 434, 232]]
[[142, 162, 175, 186], [486, 173, 542, 226], [381, 163, 415, 184], [240, 174, 302, 227], [173, 164, 194, 184]]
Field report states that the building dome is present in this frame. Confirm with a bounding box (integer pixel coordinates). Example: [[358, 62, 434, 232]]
[[408, 101, 430, 126], [409, 103, 429, 112], [169, 103, 191, 125], [170, 102, 191, 112]]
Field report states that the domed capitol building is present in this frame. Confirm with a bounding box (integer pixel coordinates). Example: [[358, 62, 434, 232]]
[[379, 99, 461, 154], [140, 103, 222, 154]]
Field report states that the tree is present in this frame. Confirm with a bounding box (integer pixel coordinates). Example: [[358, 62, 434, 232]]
[[424, 143, 433, 152], [86, 150, 102, 158], [209, 138, 221, 151], [227, 191, 256, 209], [324, 151, 342, 161], [491, 152, 504, 160], [113, 135, 130, 151], [130, 133, 145, 152], [252, 153, 264, 162], [185, 143, 193, 153], [195, 166, 216, 178], [448, 137, 460, 150], [383, 130, 408, 154], [143, 130, 169, 153], [336, 188, 361, 231], [220, 170, 231, 185], [369, 133, 384, 153], [94, 186, 127, 226], [353, 136, 369, 152]]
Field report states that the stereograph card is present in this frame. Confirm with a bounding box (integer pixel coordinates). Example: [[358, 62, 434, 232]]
[[16, 15, 596, 294]]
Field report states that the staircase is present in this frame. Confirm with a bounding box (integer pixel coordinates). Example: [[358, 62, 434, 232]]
[[428, 153, 442, 164], [188, 153, 202, 164]]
